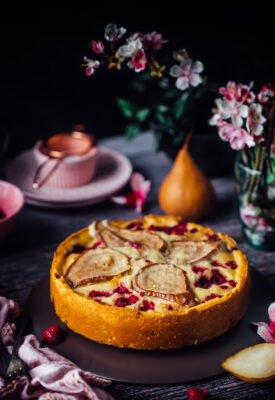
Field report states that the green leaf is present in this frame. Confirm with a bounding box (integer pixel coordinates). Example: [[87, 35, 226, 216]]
[[267, 158, 275, 184], [156, 105, 169, 113], [124, 123, 141, 140], [116, 98, 138, 118], [174, 94, 188, 119], [155, 112, 173, 128], [136, 108, 150, 122]]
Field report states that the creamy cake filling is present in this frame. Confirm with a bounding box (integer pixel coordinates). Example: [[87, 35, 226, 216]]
[[60, 220, 240, 312]]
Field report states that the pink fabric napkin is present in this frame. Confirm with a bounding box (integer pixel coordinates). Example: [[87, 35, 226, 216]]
[[0, 296, 114, 400]]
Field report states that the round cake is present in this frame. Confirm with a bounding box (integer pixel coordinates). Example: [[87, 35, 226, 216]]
[[50, 215, 250, 350]]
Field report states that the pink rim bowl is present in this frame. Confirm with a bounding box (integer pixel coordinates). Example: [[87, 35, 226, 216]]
[[33, 140, 99, 188], [0, 180, 24, 242]]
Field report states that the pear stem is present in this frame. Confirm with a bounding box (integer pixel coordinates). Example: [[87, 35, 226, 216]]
[[183, 130, 194, 151]]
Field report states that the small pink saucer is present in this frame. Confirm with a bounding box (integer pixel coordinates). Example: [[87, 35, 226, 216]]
[[5, 146, 132, 208]]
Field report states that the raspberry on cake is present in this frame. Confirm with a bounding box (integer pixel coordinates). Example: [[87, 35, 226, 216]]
[[50, 215, 250, 350]]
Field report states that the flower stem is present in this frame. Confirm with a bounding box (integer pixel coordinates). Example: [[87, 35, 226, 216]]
[[247, 144, 263, 203]]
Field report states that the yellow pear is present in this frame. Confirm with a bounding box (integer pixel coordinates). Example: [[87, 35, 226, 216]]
[[158, 133, 215, 221], [222, 343, 275, 383]]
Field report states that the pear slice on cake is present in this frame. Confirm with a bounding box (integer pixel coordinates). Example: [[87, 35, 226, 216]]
[[222, 343, 275, 383]]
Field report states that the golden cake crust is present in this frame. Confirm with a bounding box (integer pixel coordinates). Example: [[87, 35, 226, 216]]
[[50, 215, 250, 350]]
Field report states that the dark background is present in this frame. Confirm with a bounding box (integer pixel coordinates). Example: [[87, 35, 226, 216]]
[[0, 5, 274, 159]]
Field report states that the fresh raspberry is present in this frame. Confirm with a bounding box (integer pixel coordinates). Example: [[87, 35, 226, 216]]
[[188, 388, 209, 400], [43, 325, 62, 344]]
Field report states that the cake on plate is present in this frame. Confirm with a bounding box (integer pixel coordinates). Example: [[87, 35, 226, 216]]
[[50, 215, 250, 350]]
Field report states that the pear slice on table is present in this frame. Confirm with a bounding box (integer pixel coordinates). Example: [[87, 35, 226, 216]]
[[222, 343, 275, 383]]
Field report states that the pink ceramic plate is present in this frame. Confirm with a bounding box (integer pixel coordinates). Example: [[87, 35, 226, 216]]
[[5, 146, 132, 208]]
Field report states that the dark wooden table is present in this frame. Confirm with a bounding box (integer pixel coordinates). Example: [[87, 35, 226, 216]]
[[1, 133, 275, 400]]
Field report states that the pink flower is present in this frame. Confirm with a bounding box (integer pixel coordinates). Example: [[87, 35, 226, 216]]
[[128, 50, 147, 72], [246, 103, 266, 136], [217, 121, 255, 150], [170, 59, 204, 91], [83, 56, 100, 76], [252, 302, 275, 343], [240, 204, 272, 232], [219, 81, 239, 101], [258, 83, 275, 103], [138, 31, 167, 50], [111, 173, 151, 213], [236, 83, 255, 105], [219, 81, 255, 104], [91, 40, 104, 54]]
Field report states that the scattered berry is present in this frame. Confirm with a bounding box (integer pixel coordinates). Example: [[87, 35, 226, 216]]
[[115, 295, 139, 307], [204, 293, 222, 302], [210, 269, 226, 285], [89, 290, 112, 298], [43, 325, 62, 344], [114, 283, 132, 295], [194, 276, 211, 289], [188, 388, 209, 400], [225, 260, 238, 269], [138, 300, 155, 311]]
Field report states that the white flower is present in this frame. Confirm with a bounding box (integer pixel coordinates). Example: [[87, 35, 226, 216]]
[[222, 100, 248, 127], [170, 59, 204, 91], [104, 23, 126, 42], [118, 36, 143, 58], [209, 98, 231, 126], [246, 103, 266, 136]]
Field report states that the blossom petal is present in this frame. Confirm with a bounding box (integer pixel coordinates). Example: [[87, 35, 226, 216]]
[[190, 73, 202, 87], [192, 61, 204, 73], [268, 302, 275, 323], [131, 173, 151, 195], [257, 323, 275, 343], [135, 198, 143, 213], [176, 76, 189, 91], [239, 104, 249, 118], [111, 196, 127, 205], [169, 64, 181, 78], [232, 115, 243, 128]]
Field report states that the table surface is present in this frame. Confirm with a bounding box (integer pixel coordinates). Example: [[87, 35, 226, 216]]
[[1, 132, 275, 400]]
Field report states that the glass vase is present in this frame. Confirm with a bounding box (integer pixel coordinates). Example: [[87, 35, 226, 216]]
[[235, 155, 275, 251]]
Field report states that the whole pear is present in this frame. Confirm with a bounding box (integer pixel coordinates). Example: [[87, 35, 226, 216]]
[[158, 135, 215, 221]]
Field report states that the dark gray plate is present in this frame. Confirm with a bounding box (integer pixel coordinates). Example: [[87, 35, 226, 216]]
[[25, 269, 274, 384]]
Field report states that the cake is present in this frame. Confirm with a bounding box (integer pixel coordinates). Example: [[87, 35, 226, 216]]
[[50, 215, 250, 350]]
